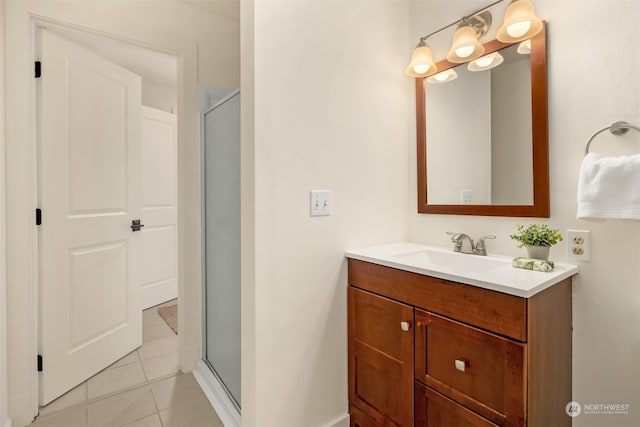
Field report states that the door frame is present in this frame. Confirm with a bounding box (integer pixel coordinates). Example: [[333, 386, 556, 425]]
[[5, 7, 202, 425]]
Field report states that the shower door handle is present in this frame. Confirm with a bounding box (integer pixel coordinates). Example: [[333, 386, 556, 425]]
[[131, 219, 144, 232]]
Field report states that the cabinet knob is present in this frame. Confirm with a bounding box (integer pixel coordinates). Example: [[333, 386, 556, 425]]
[[454, 359, 466, 372], [400, 321, 411, 331]]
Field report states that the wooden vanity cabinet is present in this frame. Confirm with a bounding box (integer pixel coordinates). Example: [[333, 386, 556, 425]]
[[348, 259, 572, 427]]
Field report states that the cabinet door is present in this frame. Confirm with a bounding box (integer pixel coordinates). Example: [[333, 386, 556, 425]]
[[415, 310, 525, 426], [349, 287, 414, 426], [415, 383, 499, 427], [350, 404, 383, 427]]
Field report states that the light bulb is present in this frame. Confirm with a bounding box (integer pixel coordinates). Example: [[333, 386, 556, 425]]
[[435, 73, 450, 82], [413, 64, 430, 74], [507, 20, 532, 38], [454, 45, 475, 58], [475, 56, 494, 68]]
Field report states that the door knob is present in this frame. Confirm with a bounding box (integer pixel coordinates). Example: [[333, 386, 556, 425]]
[[131, 219, 144, 232], [455, 359, 466, 372], [400, 321, 411, 331]]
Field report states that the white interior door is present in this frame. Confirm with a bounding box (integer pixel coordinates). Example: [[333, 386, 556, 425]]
[[140, 106, 178, 309], [38, 29, 142, 405]]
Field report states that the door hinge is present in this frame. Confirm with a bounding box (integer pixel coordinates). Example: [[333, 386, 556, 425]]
[[36, 208, 42, 226], [37, 355, 43, 372], [35, 61, 42, 78]]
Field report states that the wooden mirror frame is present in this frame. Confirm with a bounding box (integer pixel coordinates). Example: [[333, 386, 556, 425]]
[[416, 23, 549, 217]]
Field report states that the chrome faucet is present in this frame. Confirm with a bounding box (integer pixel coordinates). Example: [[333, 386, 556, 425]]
[[447, 232, 475, 254], [446, 232, 496, 256]]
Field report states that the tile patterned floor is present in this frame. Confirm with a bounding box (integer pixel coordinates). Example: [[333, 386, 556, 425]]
[[29, 300, 223, 427]]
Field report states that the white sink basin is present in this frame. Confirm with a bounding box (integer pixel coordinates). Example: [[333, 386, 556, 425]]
[[392, 247, 508, 274], [345, 242, 579, 297]]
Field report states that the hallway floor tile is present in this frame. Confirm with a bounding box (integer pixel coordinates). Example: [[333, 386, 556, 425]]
[[29, 300, 222, 427]]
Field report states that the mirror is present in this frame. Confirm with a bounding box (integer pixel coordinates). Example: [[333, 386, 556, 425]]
[[416, 23, 549, 217]]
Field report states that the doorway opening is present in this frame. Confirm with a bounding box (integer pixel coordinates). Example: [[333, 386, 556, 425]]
[[5, 5, 207, 424]]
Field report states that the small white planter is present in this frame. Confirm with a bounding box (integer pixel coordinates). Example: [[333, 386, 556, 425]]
[[526, 245, 550, 260]]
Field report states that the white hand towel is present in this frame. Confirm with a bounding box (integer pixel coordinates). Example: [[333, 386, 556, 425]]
[[577, 152, 640, 220]]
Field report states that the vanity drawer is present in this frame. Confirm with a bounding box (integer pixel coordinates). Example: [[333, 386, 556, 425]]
[[415, 310, 525, 426], [415, 383, 499, 427], [348, 259, 527, 341]]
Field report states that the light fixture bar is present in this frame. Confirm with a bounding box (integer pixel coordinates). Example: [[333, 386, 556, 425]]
[[417, 0, 506, 43], [407, 0, 542, 78]]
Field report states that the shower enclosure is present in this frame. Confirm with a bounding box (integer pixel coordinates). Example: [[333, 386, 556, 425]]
[[203, 90, 241, 409]]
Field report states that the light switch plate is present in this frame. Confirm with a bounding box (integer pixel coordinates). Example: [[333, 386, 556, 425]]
[[310, 190, 331, 216]]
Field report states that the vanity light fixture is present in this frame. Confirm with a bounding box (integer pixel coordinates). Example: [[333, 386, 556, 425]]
[[405, 40, 438, 77], [467, 51, 504, 71], [446, 23, 485, 63], [496, 0, 543, 43], [406, 0, 542, 77], [427, 69, 458, 84]]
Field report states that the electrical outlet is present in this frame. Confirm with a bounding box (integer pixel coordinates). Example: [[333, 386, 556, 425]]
[[567, 229, 590, 261]]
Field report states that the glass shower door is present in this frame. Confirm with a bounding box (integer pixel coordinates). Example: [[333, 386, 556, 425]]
[[203, 90, 241, 407]]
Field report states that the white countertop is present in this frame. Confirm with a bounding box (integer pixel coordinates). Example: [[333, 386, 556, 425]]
[[345, 242, 579, 298]]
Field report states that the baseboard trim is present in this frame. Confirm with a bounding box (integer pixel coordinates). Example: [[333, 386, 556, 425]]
[[324, 413, 349, 427], [142, 280, 177, 310], [193, 360, 240, 427]]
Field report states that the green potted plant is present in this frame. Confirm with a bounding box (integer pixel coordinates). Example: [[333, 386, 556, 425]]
[[510, 224, 563, 260]]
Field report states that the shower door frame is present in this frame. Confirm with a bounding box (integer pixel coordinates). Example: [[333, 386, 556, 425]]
[[197, 89, 242, 427]]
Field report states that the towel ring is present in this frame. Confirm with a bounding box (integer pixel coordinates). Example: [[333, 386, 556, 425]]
[[584, 121, 640, 155]]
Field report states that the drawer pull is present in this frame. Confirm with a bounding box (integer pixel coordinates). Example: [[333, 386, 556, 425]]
[[400, 321, 411, 331], [454, 359, 466, 372]]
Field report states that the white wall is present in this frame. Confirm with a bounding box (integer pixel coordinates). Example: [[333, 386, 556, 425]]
[[142, 80, 177, 113], [3, 1, 238, 425], [409, 2, 640, 426], [0, 0, 10, 424], [244, 0, 410, 424], [62, 0, 239, 91]]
